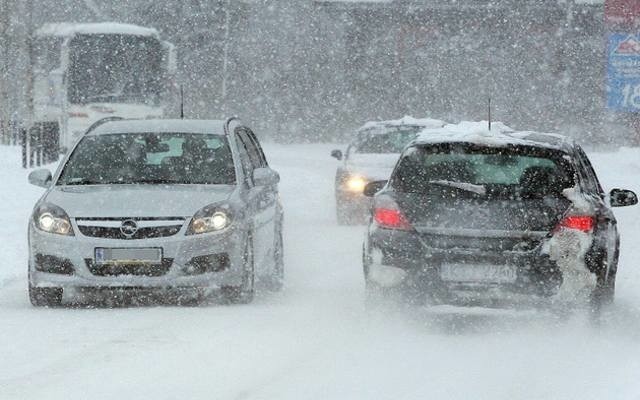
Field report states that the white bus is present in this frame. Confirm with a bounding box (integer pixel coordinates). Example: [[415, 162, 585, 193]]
[[32, 23, 177, 151]]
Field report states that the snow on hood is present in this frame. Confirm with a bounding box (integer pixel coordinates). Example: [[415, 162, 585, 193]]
[[42, 184, 235, 218], [359, 115, 446, 131]]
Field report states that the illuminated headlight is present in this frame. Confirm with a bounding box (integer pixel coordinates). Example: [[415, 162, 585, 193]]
[[344, 176, 368, 193], [33, 203, 74, 236], [187, 204, 232, 235]]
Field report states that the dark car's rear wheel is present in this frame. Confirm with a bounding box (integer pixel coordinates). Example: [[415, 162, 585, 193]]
[[221, 236, 255, 304], [590, 250, 616, 312], [29, 284, 63, 307]]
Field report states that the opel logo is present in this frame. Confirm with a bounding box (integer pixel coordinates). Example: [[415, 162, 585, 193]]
[[120, 219, 139, 238]]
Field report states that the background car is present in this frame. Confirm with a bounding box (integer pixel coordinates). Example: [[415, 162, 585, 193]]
[[330, 116, 445, 224], [362, 121, 638, 310], [27, 118, 284, 306]]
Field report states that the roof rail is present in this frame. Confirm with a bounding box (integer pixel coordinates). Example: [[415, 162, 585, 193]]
[[224, 116, 241, 135], [84, 116, 125, 135]]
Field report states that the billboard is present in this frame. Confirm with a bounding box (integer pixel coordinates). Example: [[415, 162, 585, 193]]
[[607, 33, 640, 112]]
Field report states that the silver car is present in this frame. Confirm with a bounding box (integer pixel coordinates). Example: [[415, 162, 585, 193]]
[[27, 118, 284, 306]]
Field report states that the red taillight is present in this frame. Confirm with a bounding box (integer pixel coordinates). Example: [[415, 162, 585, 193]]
[[374, 208, 412, 231], [557, 215, 595, 233], [68, 112, 89, 118]]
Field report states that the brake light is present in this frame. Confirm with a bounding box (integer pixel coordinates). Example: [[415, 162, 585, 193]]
[[374, 208, 412, 231], [557, 215, 595, 233]]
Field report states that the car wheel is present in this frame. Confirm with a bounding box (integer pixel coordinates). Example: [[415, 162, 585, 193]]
[[263, 223, 284, 292], [221, 235, 255, 304], [590, 251, 616, 313], [29, 284, 63, 307]]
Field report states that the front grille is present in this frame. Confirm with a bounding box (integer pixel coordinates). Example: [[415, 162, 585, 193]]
[[76, 218, 184, 240], [85, 258, 173, 277]]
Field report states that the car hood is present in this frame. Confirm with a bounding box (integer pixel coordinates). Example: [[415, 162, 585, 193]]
[[43, 184, 236, 218], [345, 153, 401, 181]]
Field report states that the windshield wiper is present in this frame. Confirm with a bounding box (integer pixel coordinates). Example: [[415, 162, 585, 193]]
[[429, 180, 486, 195]]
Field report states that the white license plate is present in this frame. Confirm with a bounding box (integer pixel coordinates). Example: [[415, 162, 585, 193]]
[[440, 263, 517, 284], [95, 248, 162, 264]]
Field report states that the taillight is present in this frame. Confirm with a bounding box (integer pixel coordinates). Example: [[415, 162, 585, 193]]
[[374, 208, 412, 231], [556, 215, 595, 233]]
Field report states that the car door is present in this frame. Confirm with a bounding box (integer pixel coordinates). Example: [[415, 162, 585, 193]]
[[236, 128, 274, 272]]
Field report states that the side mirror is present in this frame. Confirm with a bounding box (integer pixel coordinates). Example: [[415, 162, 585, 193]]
[[609, 188, 638, 207], [253, 167, 280, 187], [331, 149, 343, 161], [363, 180, 387, 197], [28, 169, 52, 188]]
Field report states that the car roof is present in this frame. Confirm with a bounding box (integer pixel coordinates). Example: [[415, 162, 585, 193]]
[[411, 120, 576, 153], [358, 116, 446, 133], [88, 119, 227, 136]]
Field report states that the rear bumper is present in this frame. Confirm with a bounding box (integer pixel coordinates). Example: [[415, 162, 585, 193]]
[[365, 226, 562, 298]]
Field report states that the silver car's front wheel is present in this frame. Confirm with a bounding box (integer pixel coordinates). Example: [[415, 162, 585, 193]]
[[221, 235, 255, 304]]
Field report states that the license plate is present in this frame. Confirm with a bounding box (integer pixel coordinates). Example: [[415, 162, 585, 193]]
[[440, 263, 517, 284], [94, 248, 162, 264]]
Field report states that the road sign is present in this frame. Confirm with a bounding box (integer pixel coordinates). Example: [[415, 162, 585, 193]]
[[607, 33, 640, 112]]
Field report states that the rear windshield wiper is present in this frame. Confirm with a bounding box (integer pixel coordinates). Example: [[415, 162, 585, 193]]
[[429, 180, 486, 195]]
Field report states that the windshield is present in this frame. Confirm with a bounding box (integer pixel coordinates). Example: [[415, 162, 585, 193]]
[[67, 34, 163, 105], [352, 126, 422, 154], [58, 133, 236, 185], [392, 143, 574, 199]]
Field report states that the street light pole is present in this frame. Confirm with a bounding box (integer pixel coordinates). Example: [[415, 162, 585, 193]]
[[220, 0, 230, 116]]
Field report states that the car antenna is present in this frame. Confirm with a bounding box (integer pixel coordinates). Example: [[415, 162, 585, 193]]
[[488, 97, 492, 131], [180, 85, 185, 119]]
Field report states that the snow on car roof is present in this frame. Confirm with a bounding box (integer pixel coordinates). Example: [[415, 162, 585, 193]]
[[35, 23, 159, 38], [413, 120, 574, 151], [359, 115, 446, 132], [88, 119, 227, 136]]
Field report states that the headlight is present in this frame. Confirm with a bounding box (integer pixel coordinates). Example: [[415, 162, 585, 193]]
[[32, 203, 74, 236], [187, 204, 233, 235], [344, 176, 368, 193]]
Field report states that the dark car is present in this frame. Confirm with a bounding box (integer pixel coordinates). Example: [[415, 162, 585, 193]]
[[27, 118, 284, 306], [331, 117, 445, 224], [362, 122, 637, 310]]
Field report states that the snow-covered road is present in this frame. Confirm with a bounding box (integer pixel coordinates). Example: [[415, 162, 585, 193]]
[[1, 143, 640, 400]]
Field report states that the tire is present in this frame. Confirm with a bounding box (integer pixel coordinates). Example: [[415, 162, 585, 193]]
[[221, 235, 255, 304], [29, 284, 63, 307], [263, 223, 284, 292], [590, 250, 616, 313]]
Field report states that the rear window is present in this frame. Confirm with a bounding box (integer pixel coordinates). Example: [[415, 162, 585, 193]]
[[392, 143, 574, 199]]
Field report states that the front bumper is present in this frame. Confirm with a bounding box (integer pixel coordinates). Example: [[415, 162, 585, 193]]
[[29, 222, 246, 290], [365, 226, 563, 299]]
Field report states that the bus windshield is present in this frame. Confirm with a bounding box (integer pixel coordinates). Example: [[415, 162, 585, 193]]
[[67, 34, 163, 105]]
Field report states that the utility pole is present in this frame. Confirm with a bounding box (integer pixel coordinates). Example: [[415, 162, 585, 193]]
[[220, 0, 230, 116], [0, 0, 12, 143]]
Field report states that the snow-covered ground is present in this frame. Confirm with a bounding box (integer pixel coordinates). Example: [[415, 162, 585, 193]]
[[1, 143, 640, 399]]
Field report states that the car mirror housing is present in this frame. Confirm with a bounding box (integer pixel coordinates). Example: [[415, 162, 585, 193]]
[[363, 180, 387, 197], [609, 188, 638, 207], [28, 169, 53, 188], [253, 167, 280, 187], [331, 149, 343, 161]]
